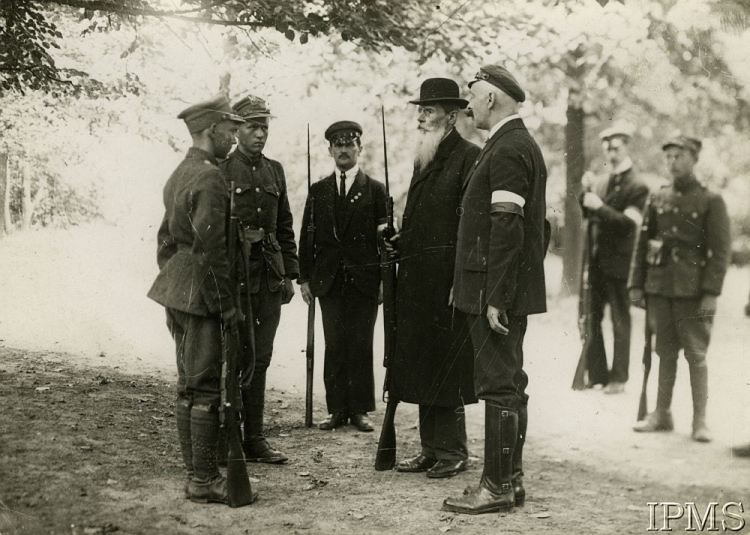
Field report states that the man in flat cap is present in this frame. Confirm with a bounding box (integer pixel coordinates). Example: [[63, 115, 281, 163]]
[[386, 78, 480, 479], [148, 94, 255, 504], [443, 65, 549, 515], [220, 94, 299, 464], [298, 121, 387, 432], [630, 135, 731, 443], [578, 123, 649, 394]]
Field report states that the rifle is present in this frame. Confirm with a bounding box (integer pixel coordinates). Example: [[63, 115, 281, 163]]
[[571, 217, 594, 390], [375, 106, 399, 471], [637, 307, 652, 421], [304, 125, 315, 428], [219, 182, 255, 508]]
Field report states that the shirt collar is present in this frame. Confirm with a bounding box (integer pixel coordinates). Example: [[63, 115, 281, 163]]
[[187, 147, 218, 166], [488, 113, 521, 140], [612, 157, 633, 176], [335, 164, 359, 180]]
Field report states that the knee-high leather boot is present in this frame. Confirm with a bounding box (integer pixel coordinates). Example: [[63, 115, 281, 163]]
[[242, 373, 287, 463], [633, 357, 676, 432], [442, 403, 517, 515], [188, 405, 228, 504], [689, 363, 711, 442], [512, 405, 526, 506]]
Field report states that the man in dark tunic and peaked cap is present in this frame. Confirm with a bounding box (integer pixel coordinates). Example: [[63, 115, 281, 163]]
[[148, 94, 250, 504], [220, 94, 299, 464], [389, 78, 480, 479], [630, 135, 731, 443]]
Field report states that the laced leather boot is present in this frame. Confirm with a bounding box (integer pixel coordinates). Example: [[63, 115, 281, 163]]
[[443, 403, 517, 515], [188, 405, 228, 504], [175, 398, 193, 499]]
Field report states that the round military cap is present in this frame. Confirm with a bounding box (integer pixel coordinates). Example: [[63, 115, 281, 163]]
[[324, 120, 363, 143], [232, 94, 275, 121], [600, 121, 634, 141], [469, 65, 526, 103], [408, 78, 469, 108], [662, 135, 702, 155], [177, 94, 245, 134]]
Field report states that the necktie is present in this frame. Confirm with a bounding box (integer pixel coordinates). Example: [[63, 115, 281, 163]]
[[340, 171, 347, 199]]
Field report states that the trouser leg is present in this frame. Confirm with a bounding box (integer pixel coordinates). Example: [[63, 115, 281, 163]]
[[429, 405, 468, 462], [607, 276, 631, 384], [585, 267, 610, 386]]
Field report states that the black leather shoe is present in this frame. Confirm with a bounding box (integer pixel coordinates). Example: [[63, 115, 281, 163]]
[[319, 413, 348, 430], [396, 454, 437, 473], [243, 438, 288, 464], [732, 442, 750, 457], [427, 459, 469, 479], [188, 475, 229, 504], [350, 413, 375, 432]]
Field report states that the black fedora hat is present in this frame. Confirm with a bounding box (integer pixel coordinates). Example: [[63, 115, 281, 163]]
[[408, 78, 469, 108]]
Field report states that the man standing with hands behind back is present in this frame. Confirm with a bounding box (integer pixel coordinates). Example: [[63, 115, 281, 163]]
[[443, 65, 548, 515]]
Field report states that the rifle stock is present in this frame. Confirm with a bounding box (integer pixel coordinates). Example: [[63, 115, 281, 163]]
[[221, 182, 255, 508], [305, 124, 315, 428], [375, 107, 399, 471], [637, 305, 652, 421], [572, 219, 593, 390]]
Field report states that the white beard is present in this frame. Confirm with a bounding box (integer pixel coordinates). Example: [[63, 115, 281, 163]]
[[413, 128, 446, 171]]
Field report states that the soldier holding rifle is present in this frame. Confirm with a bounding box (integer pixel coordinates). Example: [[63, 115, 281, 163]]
[[578, 124, 648, 393], [298, 121, 387, 432], [220, 95, 299, 464], [386, 78, 480, 479], [630, 135, 731, 443], [147, 94, 253, 504]]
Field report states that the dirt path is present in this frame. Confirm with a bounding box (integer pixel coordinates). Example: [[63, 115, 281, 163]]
[[2, 347, 749, 535]]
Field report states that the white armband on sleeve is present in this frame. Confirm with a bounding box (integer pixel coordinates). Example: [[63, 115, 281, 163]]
[[490, 190, 525, 217], [624, 206, 643, 226]]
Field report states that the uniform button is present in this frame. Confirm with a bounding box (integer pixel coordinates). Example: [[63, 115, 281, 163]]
[[615, 185, 621, 192], [692, 212, 698, 218], [673, 207, 678, 213], [259, 227, 263, 232], [256, 187, 260, 192], [672, 226, 678, 232], [456, 207, 465, 216], [252, 167, 256, 171], [235, 187, 241, 194], [657, 209, 664, 214], [257, 208, 262, 213]]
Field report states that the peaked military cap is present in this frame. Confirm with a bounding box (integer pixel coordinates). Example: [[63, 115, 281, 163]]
[[600, 121, 635, 142], [408, 78, 469, 108], [662, 135, 702, 156], [469, 64, 526, 103], [232, 94, 275, 121], [324, 121, 363, 143], [177, 94, 245, 134]]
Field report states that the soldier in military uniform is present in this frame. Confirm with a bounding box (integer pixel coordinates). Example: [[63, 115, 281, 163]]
[[220, 95, 299, 464], [147, 94, 250, 504], [630, 136, 731, 443], [443, 65, 548, 515], [388, 78, 480, 479], [298, 121, 387, 433], [580, 124, 649, 393]]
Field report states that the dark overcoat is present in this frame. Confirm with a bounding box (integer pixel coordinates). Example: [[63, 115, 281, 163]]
[[453, 118, 548, 317], [147, 147, 233, 316], [298, 170, 386, 298], [391, 128, 480, 407]]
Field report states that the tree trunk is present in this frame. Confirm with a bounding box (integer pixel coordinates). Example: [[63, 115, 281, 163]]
[[562, 88, 585, 297], [0, 152, 8, 236], [22, 162, 32, 231]]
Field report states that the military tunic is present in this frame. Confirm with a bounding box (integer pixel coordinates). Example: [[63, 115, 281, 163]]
[[148, 147, 233, 407], [220, 150, 299, 392], [629, 180, 731, 363]]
